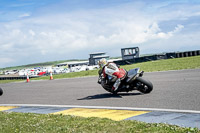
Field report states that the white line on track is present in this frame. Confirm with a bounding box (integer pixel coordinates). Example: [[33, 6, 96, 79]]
[[1, 104, 200, 114]]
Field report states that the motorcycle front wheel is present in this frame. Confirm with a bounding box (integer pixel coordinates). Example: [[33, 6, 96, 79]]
[[135, 77, 153, 94]]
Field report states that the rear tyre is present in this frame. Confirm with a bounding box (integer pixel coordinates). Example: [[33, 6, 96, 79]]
[[0, 87, 3, 96], [136, 77, 153, 94]]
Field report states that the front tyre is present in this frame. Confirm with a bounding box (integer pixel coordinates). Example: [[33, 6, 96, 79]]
[[136, 77, 153, 94]]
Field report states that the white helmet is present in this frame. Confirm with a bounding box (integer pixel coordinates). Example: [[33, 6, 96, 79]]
[[98, 58, 107, 68]]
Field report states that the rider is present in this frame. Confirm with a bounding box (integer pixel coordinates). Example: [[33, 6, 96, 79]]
[[98, 58, 126, 93]]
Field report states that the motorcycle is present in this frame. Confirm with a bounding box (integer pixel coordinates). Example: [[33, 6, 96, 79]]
[[98, 68, 153, 94]]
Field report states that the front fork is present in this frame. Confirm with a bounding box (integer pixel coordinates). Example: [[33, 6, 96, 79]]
[[139, 71, 144, 77], [132, 71, 144, 90]]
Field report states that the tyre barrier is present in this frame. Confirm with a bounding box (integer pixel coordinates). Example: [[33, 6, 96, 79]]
[[114, 50, 200, 65], [176, 50, 200, 58]]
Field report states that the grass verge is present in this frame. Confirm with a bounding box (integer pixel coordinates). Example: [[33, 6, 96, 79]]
[[0, 112, 199, 133], [0, 56, 200, 84], [122, 55, 200, 72]]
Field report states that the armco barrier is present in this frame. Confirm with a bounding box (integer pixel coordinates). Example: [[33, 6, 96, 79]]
[[0, 76, 39, 80], [114, 50, 200, 66]]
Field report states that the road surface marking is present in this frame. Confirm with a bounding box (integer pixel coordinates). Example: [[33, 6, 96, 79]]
[[0, 106, 18, 111], [52, 108, 149, 121]]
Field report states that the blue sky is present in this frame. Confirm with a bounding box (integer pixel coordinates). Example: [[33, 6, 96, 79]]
[[0, 0, 200, 68]]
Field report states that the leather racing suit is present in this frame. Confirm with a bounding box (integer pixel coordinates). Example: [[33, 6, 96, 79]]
[[102, 62, 126, 92]]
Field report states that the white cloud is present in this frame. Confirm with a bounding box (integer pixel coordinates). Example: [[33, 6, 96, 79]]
[[19, 13, 30, 18], [0, 1, 200, 68], [0, 57, 14, 64], [29, 29, 35, 36]]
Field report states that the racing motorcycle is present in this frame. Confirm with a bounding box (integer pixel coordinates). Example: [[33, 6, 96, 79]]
[[98, 67, 153, 94]]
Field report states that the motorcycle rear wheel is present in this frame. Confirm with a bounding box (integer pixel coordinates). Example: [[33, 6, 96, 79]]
[[135, 77, 153, 94]]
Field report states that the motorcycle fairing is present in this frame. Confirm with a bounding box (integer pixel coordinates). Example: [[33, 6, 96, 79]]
[[126, 68, 140, 83]]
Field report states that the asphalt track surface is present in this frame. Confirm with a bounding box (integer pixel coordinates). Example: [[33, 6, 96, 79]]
[[1, 69, 200, 111], [0, 69, 200, 128]]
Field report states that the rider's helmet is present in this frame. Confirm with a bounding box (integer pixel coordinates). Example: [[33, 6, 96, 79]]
[[98, 58, 107, 68]]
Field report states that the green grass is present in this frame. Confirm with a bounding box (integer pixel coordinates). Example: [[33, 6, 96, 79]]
[[0, 112, 199, 133], [1, 56, 200, 84], [123, 55, 200, 72], [36, 69, 98, 80]]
